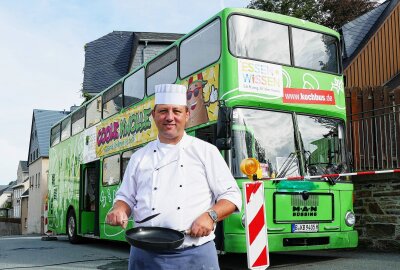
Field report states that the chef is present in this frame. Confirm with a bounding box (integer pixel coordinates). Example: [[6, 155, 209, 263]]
[[106, 83, 242, 270]]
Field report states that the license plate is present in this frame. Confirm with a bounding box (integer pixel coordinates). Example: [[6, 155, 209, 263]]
[[292, 223, 319, 233]]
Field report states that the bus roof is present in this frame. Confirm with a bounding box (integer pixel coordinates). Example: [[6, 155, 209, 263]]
[[52, 7, 341, 128]]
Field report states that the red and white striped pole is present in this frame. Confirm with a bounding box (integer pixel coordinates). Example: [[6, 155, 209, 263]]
[[243, 181, 269, 269]]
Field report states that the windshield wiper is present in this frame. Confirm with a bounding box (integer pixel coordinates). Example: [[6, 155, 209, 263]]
[[277, 152, 299, 178]]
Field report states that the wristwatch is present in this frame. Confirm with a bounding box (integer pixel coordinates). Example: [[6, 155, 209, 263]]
[[207, 209, 218, 224]]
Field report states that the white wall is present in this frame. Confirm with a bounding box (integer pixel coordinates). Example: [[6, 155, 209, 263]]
[[27, 158, 48, 234]]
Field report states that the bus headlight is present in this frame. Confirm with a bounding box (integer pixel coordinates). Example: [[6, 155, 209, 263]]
[[345, 211, 355, 226]]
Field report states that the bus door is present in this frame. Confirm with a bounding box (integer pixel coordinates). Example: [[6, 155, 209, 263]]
[[80, 160, 100, 236]]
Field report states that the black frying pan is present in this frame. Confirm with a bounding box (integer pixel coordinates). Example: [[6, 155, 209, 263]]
[[125, 226, 187, 251]]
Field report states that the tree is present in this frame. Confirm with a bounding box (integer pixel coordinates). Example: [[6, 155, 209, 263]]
[[247, 0, 323, 24], [320, 0, 379, 29], [247, 0, 379, 30]]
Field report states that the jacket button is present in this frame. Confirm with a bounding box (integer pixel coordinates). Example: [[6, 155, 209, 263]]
[[179, 185, 182, 187], [154, 187, 157, 190], [152, 208, 155, 211], [154, 150, 156, 153], [177, 207, 180, 210], [180, 165, 183, 167]]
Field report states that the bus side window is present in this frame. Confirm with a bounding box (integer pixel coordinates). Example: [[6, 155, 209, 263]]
[[86, 96, 102, 128], [50, 124, 61, 147], [71, 107, 85, 135], [61, 117, 71, 141], [121, 149, 140, 179], [146, 47, 177, 96], [123, 68, 144, 108], [102, 154, 120, 186], [103, 83, 123, 119], [195, 125, 217, 145], [180, 19, 220, 79]]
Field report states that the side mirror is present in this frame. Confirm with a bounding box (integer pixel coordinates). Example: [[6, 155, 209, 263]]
[[216, 107, 232, 150], [216, 138, 231, 150]]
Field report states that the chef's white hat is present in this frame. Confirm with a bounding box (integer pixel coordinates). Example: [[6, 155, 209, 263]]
[[155, 84, 187, 106]]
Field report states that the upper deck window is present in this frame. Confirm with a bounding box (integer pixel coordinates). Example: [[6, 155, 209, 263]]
[[292, 28, 339, 73], [61, 117, 71, 141], [50, 124, 60, 147], [180, 19, 221, 79], [146, 48, 177, 96], [228, 15, 290, 65], [86, 96, 101, 128], [71, 107, 85, 135], [103, 83, 123, 119], [124, 68, 145, 107]]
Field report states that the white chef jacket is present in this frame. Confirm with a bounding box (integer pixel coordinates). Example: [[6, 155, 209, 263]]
[[115, 132, 242, 248]]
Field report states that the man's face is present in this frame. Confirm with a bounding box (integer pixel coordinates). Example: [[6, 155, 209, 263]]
[[152, 104, 189, 144]]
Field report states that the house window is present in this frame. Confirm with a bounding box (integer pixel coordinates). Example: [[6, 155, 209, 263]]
[[38, 172, 40, 188]]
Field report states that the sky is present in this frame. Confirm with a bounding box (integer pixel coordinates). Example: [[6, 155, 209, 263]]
[[0, 0, 248, 185]]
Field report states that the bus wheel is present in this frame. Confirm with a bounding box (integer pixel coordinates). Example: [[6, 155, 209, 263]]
[[67, 210, 81, 244]]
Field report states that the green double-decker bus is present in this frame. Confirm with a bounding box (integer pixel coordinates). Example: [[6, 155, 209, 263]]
[[47, 8, 358, 252]]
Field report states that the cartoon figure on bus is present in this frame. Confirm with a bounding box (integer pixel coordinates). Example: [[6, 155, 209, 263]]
[[186, 73, 218, 127]]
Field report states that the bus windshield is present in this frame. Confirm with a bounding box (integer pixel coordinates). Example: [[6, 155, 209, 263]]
[[297, 115, 346, 176], [231, 108, 346, 179], [231, 108, 300, 178], [228, 14, 339, 73]]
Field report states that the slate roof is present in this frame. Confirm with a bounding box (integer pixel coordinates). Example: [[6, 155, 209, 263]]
[[82, 31, 183, 95], [83, 31, 134, 95], [342, 0, 399, 68], [0, 186, 7, 196], [30, 109, 69, 158], [2, 181, 16, 193]]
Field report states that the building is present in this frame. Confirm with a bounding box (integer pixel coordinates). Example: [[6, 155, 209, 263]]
[[11, 161, 29, 218], [341, 1, 400, 250], [26, 109, 69, 234], [342, 0, 400, 89], [82, 31, 184, 96], [20, 189, 29, 234], [0, 181, 15, 217]]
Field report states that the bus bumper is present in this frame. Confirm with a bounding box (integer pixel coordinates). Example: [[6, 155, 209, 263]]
[[224, 230, 358, 253]]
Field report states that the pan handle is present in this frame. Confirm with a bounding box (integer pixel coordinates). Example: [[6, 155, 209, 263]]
[[181, 229, 191, 235]]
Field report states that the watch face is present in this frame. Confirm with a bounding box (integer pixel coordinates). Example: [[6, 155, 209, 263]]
[[208, 210, 218, 222]]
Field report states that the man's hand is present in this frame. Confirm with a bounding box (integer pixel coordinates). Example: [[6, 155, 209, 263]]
[[189, 200, 237, 238], [189, 212, 215, 238], [106, 200, 131, 229]]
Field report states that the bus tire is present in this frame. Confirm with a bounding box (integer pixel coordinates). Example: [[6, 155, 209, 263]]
[[67, 209, 81, 244]]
